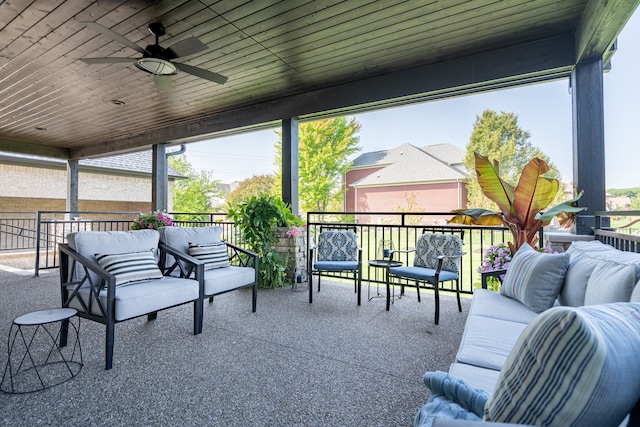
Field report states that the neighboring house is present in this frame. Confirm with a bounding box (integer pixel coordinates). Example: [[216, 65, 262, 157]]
[[0, 151, 183, 214], [606, 195, 632, 210], [344, 143, 470, 224], [209, 181, 240, 210]]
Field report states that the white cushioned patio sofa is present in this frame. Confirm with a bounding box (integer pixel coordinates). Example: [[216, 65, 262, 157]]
[[415, 240, 640, 427]]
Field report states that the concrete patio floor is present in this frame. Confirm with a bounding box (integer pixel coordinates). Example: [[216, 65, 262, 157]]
[[0, 267, 470, 426]]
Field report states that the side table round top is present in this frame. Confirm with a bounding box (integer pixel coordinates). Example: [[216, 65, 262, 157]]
[[368, 260, 402, 268], [13, 308, 78, 326]]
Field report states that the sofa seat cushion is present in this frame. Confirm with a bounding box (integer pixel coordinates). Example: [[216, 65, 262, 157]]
[[388, 266, 458, 282], [485, 303, 640, 427], [448, 363, 501, 394], [204, 266, 255, 296], [468, 289, 538, 324], [500, 243, 569, 313], [456, 314, 528, 371], [67, 277, 199, 321]]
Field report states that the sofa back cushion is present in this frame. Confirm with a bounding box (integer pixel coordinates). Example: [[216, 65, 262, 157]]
[[68, 229, 160, 283], [584, 260, 638, 305], [563, 240, 640, 306], [500, 243, 569, 313], [484, 303, 640, 427]]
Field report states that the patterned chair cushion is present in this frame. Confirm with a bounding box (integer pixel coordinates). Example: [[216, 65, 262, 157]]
[[500, 243, 569, 313], [485, 303, 640, 427], [317, 230, 358, 262], [414, 234, 463, 273]]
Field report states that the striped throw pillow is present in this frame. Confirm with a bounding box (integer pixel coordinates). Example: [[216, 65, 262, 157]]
[[485, 303, 640, 426], [96, 250, 163, 286], [189, 242, 230, 270], [500, 243, 569, 313]]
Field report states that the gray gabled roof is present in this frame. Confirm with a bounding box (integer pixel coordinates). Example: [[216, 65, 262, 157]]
[[350, 143, 469, 187], [0, 151, 183, 178]]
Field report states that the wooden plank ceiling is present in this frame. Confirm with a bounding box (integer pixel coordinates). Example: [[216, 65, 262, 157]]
[[0, 0, 637, 160]]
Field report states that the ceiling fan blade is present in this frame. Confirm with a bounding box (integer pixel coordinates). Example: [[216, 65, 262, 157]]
[[81, 21, 147, 55], [154, 75, 172, 90], [80, 57, 136, 64], [174, 62, 228, 84], [164, 37, 208, 59]]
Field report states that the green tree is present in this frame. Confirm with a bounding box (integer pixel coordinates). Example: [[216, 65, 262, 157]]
[[275, 117, 362, 213], [226, 174, 276, 207], [395, 191, 423, 225], [465, 110, 561, 210], [169, 155, 222, 218]]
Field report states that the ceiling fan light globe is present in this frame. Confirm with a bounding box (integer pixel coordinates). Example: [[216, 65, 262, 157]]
[[135, 58, 176, 75]]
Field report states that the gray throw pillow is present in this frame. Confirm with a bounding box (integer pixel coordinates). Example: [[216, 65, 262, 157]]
[[500, 243, 569, 313]]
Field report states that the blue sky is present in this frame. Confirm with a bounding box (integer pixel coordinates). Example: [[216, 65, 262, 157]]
[[185, 9, 640, 189]]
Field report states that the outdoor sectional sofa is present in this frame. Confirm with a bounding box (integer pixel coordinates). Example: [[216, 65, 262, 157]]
[[59, 227, 256, 370], [415, 240, 640, 427]]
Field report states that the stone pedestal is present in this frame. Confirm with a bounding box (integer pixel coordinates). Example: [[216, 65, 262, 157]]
[[273, 227, 307, 284]]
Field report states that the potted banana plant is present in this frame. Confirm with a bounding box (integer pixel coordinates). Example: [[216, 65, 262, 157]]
[[449, 152, 585, 254]]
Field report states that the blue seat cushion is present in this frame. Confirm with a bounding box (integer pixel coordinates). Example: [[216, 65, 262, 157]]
[[389, 266, 458, 282], [314, 261, 359, 272]]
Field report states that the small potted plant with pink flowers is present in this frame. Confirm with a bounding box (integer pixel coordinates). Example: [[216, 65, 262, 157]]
[[131, 211, 174, 230]]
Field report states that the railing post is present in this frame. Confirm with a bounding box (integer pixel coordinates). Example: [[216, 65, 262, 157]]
[[34, 211, 42, 277]]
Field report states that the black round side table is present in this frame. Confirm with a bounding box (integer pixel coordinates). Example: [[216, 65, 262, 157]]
[[368, 259, 403, 309], [1, 308, 83, 394]]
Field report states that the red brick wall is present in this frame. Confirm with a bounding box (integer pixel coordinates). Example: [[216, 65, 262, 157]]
[[353, 181, 467, 224], [344, 167, 384, 211]]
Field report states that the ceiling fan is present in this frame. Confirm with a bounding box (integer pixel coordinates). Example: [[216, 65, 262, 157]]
[[79, 21, 228, 89]]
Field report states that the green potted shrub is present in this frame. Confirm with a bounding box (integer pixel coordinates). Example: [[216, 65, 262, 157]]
[[228, 194, 303, 289]]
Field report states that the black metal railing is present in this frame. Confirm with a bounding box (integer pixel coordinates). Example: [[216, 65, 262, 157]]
[[34, 211, 142, 275], [0, 212, 38, 251], [0, 211, 556, 292], [306, 211, 515, 294]]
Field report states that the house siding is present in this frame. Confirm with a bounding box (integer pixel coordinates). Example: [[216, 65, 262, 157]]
[[344, 167, 384, 211], [0, 163, 174, 213], [0, 197, 151, 214], [354, 182, 466, 224]]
